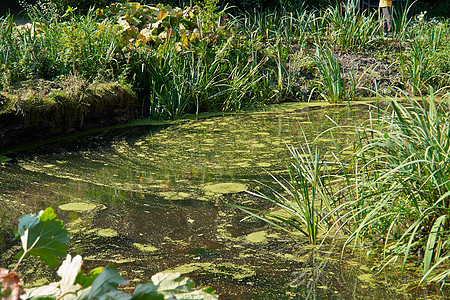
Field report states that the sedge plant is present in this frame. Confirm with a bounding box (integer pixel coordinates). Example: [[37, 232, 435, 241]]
[[236, 133, 334, 245], [313, 45, 346, 103], [340, 91, 450, 283]]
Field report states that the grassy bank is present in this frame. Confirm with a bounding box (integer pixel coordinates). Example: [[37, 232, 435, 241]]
[[1, 1, 449, 122]]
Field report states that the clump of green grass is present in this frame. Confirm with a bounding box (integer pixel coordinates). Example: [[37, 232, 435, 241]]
[[322, 4, 380, 52], [236, 133, 336, 245], [313, 45, 347, 103], [346, 93, 450, 283], [398, 17, 450, 95]]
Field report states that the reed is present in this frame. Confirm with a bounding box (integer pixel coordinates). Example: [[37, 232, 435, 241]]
[[313, 45, 346, 103], [322, 4, 379, 52], [343, 92, 450, 282], [236, 134, 335, 245]]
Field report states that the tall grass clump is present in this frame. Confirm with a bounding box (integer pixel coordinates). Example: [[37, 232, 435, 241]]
[[237, 136, 335, 245], [313, 45, 349, 103], [342, 93, 450, 283], [322, 4, 379, 52], [397, 10, 450, 95]]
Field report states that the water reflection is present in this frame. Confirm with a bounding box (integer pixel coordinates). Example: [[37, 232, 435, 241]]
[[1, 104, 418, 299]]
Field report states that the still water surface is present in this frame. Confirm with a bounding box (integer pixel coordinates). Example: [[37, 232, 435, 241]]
[[0, 103, 438, 299]]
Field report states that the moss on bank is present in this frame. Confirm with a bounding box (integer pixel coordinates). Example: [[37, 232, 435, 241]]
[[0, 77, 137, 147]]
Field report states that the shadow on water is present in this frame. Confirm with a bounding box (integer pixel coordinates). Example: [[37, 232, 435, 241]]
[[0, 103, 445, 299]]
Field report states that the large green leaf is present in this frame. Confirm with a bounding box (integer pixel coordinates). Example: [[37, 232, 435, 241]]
[[14, 208, 70, 268], [76, 266, 104, 289], [151, 273, 217, 300], [131, 281, 162, 300], [88, 264, 129, 299]]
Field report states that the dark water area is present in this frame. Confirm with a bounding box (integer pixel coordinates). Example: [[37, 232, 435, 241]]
[[0, 103, 444, 299]]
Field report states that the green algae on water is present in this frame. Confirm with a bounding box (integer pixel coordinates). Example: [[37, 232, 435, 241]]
[[97, 228, 118, 237], [245, 230, 280, 243], [59, 202, 97, 211], [203, 182, 248, 195], [163, 262, 256, 280], [133, 242, 158, 253]]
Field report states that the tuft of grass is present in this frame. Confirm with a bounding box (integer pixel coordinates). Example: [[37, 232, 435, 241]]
[[313, 45, 346, 103], [322, 4, 379, 52], [236, 133, 335, 245], [341, 92, 450, 283]]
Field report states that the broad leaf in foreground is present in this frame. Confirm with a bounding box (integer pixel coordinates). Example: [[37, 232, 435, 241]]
[[14, 208, 70, 268], [87, 264, 129, 300]]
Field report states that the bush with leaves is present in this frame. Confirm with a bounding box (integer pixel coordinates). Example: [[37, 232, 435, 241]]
[[105, 1, 231, 53], [0, 208, 217, 299]]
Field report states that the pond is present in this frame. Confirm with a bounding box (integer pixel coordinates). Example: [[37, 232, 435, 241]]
[[0, 102, 441, 299]]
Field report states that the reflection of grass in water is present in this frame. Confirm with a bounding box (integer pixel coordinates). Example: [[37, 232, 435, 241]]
[[241, 96, 450, 293]]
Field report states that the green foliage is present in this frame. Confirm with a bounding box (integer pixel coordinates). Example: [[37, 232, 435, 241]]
[[398, 15, 450, 94], [339, 94, 450, 283], [237, 136, 334, 244], [0, 10, 120, 88], [107, 2, 230, 52], [1, 0, 450, 119], [14, 207, 69, 269], [85, 264, 130, 299], [20, 0, 114, 17], [313, 45, 346, 103], [321, 4, 379, 52], [243, 95, 450, 282]]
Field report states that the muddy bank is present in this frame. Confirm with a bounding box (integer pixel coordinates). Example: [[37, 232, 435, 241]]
[[0, 77, 138, 148]]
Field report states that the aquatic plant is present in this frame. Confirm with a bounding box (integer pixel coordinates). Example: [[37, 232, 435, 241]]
[[237, 135, 334, 245], [313, 45, 346, 103], [340, 93, 450, 283], [0, 208, 217, 299]]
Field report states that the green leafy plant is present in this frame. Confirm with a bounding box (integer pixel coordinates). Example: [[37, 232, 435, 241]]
[[13, 207, 70, 270], [108, 2, 230, 53]]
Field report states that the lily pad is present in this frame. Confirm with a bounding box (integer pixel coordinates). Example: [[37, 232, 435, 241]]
[[59, 202, 97, 211]]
